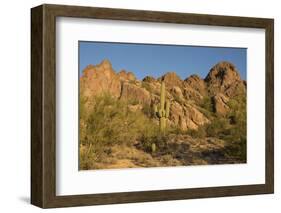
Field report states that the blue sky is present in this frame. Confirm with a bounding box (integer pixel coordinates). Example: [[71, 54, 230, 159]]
[[79, 41, 247, 80]]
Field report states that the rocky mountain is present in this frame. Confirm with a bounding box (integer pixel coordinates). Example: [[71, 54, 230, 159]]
[[80, 59, 246, 131]]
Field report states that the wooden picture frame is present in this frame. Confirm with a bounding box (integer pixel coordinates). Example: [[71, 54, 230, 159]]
[[31, 4, 274, 208]]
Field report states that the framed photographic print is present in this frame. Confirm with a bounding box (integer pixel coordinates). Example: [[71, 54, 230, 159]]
[[31, 4, 274, 208]]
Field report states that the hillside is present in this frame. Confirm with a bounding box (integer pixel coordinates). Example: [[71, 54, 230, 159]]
[[79, 59, 246, 170]]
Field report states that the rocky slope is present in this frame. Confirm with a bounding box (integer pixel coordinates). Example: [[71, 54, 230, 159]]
[[80, 59, 246, 131], [79, 59, 247, 169]]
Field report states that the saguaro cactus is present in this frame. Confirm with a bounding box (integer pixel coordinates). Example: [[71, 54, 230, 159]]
[[154, 81, 170, 132]]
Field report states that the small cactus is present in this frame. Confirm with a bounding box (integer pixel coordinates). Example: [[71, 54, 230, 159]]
[[151, 143, 156, 153], [154, 81, 170, 132]]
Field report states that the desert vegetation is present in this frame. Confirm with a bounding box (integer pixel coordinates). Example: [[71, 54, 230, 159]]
[[79, 59, 246, 170]]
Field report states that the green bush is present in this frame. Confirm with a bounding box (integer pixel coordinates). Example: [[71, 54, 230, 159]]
[[200, 96, 214, 112], [128, 98, 140, 105], [222, 135, 246, 162], [187, 117, 228, 139], [205, 117, 229, 137], [79, 93, 161, 163], [228, 96, 246, 124], [187, 126, 206, 138], [196, 107, 213, 119], [142, 103, 154, 118], [139, 131, 168, 153]]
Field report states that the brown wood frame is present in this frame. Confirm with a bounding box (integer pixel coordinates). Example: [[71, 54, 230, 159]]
[[31, 4, 274, 208]]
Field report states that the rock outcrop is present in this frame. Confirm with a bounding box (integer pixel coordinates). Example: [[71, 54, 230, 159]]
[[80, 60, 121, 98], [169, 102, 209, 130], [118, 70, 136, 82], [159, 72, 183, 88], [184, 74, 207, 95], [212, 93, 230, 115], [80, 59, 246, 130], [143, 76, 157, 83], [120, 82, 151, 104], [205, 61, 245, 97]]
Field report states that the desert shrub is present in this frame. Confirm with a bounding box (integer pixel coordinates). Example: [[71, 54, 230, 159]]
[[225, 136, 246, 161], [213, 95, 246, 161], [79, 93, 161, 163], [196, 107, 213, 119], [83, 94, 150, 145], [128, 98, 140, 105], [79, 145, 99, 170], [205, 117, 229, 137], [200, 96, 214, 112], [169, 126, 186, 135], [228, 95, 246, 120], [221, 119, 246, 161], [79, 96, 87, 119], [139, 131, 168, 153], [79, 95, 90, 150], [188, 116, 228, 139], [187, 126, 207, 138], [228, 96, 246, 135], [142, 103, 154, 118]]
